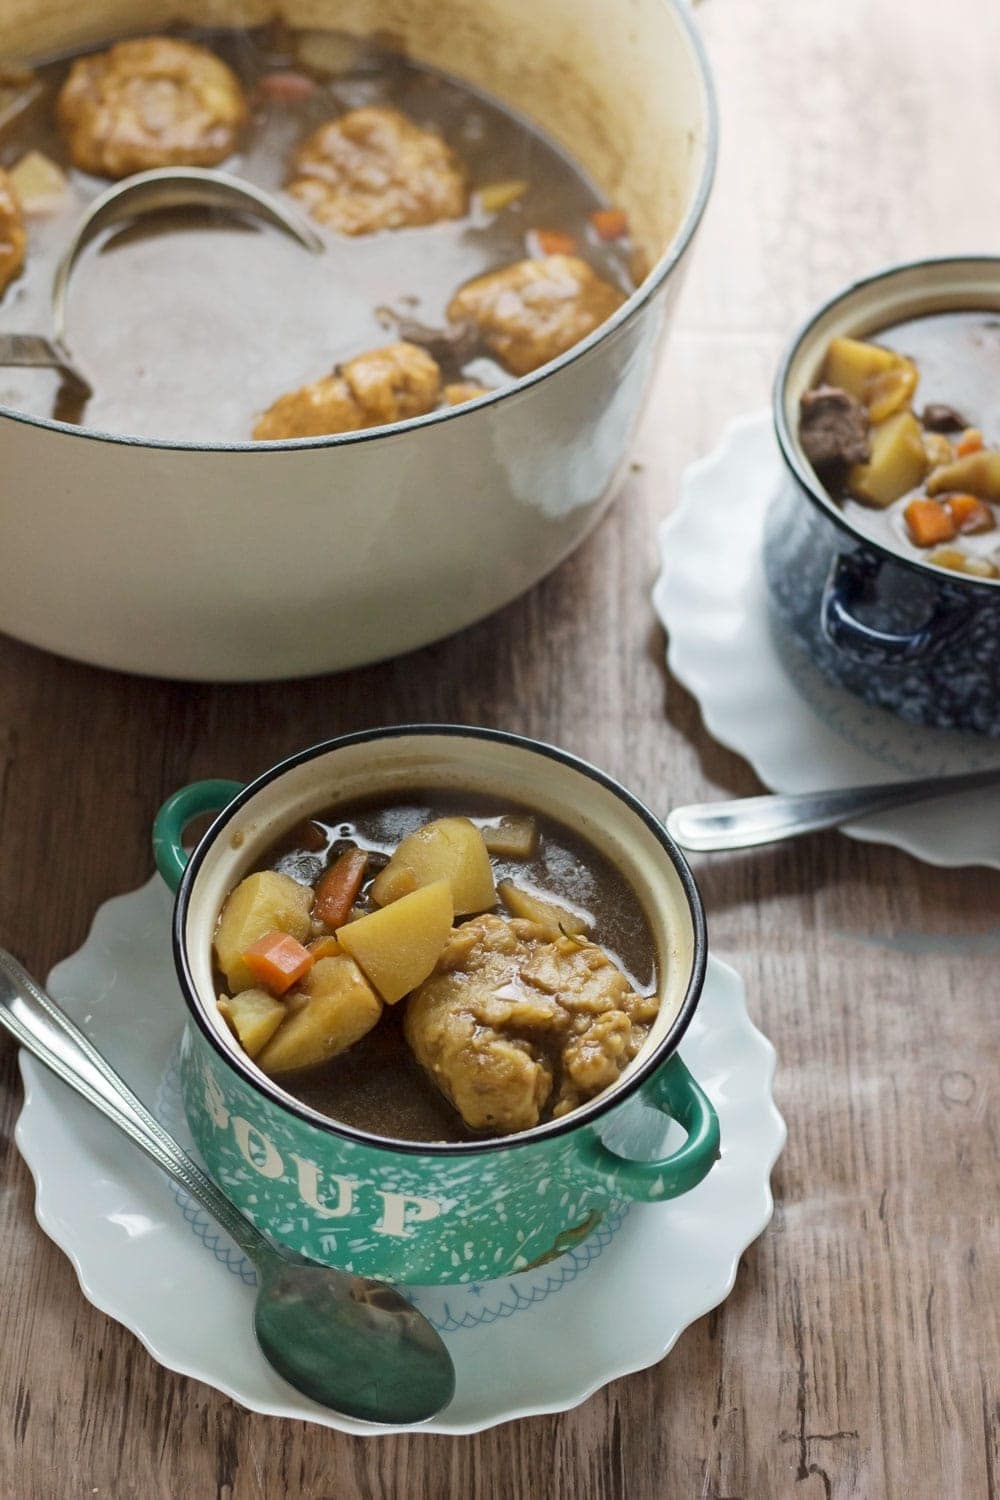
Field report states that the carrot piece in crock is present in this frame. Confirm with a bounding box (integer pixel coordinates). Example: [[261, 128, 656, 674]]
[[590, 208, 629, 241], [242, 930, 314, 995], [531, 228, 578, 256], [956, 428, 984, 457], [946, 493, 996, 535], [904, 497, 957, 548], [254, 70, 318, 102], [314, 848, 369, 931]]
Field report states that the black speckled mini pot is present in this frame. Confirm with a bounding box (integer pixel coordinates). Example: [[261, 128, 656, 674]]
[[767, 256, 1000, 737]]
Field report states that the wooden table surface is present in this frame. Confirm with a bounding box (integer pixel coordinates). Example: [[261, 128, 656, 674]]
[[1, 1, 998, 1495]]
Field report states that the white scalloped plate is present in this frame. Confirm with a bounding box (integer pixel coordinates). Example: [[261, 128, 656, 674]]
[[14, 876, 783, 1435], [654, 411, 1000, 869]]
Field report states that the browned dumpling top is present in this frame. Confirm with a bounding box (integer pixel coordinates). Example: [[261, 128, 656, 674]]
[[253, 340, 442, 441], [0, 167, 26, 295], [287, 105, 468, 235], [447, 254, 626, 376], [405, 913, 657, 1134], [56, 36, 248, 178]]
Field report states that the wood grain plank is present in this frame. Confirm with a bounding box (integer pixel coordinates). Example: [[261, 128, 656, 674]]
[[0, 0, 997, 1495]]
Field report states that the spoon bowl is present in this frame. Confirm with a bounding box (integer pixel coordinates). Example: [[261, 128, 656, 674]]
[[0, 167, 323, 396], [254, 1255, 454, 1423], [0, 947, 454, 1425]]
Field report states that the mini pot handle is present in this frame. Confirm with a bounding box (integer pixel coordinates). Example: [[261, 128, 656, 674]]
[[576, 1054, 719, 1203], [153, 780, 245, 892], [821, 551, 976, 665]]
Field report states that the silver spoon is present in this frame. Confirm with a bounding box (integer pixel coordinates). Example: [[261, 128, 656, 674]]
[[50, 166, 324, 347], [666, 764, 1000, 852], [0, 167, 323, 396], [0, 948, 454, 1425]]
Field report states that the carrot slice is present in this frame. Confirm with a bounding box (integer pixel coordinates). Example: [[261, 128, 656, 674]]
[[255, 70, 318, 102], [531, 228, 578, 256], [904, 497, 957, 548], [314, 848, 369, 931], [956, 428, 984, 457], [946, 493, 996, 535], [590, 208, 629, 241], [242, 930, 314, 995]]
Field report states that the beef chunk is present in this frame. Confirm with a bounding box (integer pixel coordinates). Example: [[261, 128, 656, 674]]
[[799, 384, 870, 470], [921, 402, 969, 433]]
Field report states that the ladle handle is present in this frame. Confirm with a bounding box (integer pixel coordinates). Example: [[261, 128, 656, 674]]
[[665, 765, 1000, 852], [0, 948, 264, 1261]]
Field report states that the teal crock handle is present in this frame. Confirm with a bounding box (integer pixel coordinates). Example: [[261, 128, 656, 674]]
[[153, 780, 245, 892], [577, 1053, 720, 1202]]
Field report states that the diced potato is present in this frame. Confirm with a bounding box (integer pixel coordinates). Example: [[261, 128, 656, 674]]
[[926, 450, 1000, 502], [214, 871, 313, 993], [295, 28, 362, 75], [218, 988, 287, 1059], [864, 359, 917, 423], [822, 337, 900, 401], [477, 179, 528, 214], [926, 548, 999, 579], [370, 817, 496, 914], [498, 879, 591, 940], [337, 880, 454, 1003], [307, 934, 343, 960], [256, 956, 382, 1074], [481, 815, 539, 860], [847, 410, 928, 507], [8, 150, 69, 214], [923, 432, 954, 469]]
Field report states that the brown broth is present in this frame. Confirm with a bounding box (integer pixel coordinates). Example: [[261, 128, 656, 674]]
[[0, 25, 635, 442], [235, 791, 658, 1144]]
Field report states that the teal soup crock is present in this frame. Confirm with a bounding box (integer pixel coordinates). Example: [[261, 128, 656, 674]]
[[155, 727, 720, 1287]]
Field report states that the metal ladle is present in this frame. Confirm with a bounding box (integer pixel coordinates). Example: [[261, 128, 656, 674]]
[[0, 167, 324, 405], [0, 947, 455, 1426]]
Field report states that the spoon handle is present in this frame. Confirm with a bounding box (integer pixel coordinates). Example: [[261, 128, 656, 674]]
[[666, 765, 1000, 852], [0, 948, 265, 1261]]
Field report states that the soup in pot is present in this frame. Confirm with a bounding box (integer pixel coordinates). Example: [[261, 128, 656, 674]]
[[0, 24, 638, 442], [797, 312, 1000, 582], [211, 791, 660, 1144]]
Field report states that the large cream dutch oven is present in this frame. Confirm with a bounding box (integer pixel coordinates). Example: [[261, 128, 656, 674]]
[[0, 0, 716, 680]]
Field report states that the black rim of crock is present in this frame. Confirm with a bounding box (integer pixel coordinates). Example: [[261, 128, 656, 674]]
[[0, 0, 717, 455], [772, 252, 1000, 593], [172, 724, 709, 1156]]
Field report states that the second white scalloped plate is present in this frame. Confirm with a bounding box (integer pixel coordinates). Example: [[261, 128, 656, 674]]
[[15, 875, 784, 1435], [654, 411, 1000, 869]]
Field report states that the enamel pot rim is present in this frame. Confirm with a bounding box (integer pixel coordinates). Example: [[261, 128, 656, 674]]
[[773, 252, 1000, 595], [171, 725, 709, 1158]]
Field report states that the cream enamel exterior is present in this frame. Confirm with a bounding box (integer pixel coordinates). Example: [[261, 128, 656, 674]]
[[0, 0, 714, 680]]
